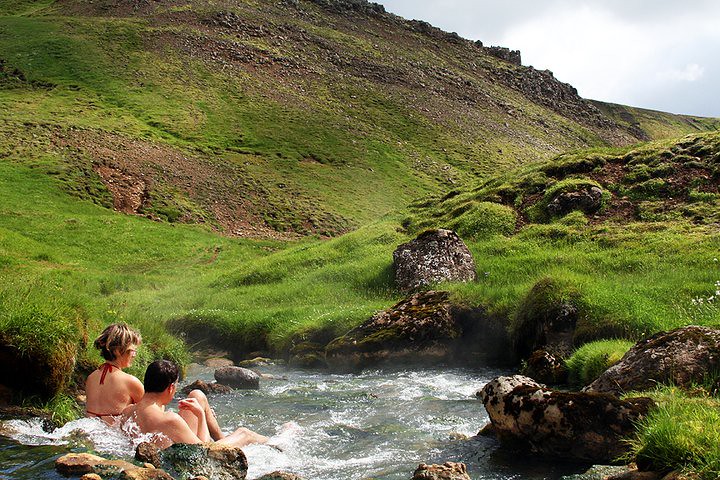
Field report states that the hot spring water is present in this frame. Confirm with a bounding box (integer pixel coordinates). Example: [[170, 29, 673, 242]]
[[1, 364, 599, 479]]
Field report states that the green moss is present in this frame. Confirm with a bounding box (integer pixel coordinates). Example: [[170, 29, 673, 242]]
[[628, 178, 668, 199], [449, 201, 516, 239], [510, 277, 581, 357]]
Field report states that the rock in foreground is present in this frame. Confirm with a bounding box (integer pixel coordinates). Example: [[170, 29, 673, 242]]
[[137, 442, 248, 480], [411, 462, 471, 480], [254, 472, 305, 480], [55, 452, 172, 479], [393, 229, 476, 291], [586, 325, 720, 395], [478, 375, 654, 463]]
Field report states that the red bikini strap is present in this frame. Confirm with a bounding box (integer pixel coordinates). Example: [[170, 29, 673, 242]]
[[99, 363, 116, 385]]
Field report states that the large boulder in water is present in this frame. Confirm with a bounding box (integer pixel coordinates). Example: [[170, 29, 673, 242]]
[[214, 366, 260, 389], [586, 326, 720, 395], [137, 442, 248, 480], [325, 290, 516, 370], [181, 379, 233, 396], [393, 229, 477, 291], [477, 375, 654, 463], [325, 291, 461, 371]]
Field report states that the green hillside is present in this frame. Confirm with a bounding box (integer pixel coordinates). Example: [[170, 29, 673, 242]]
[[1, 0, 719, 413], [1, 0, 717, 241]]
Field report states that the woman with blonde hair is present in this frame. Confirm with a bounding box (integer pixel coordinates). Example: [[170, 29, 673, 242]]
[[85, 323, 144, 424]]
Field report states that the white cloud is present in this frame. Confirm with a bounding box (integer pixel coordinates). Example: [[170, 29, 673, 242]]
[[658, 64, 705, 83]]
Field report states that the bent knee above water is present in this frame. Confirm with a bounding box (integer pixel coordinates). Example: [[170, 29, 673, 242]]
[[187, 389, 210, 404]]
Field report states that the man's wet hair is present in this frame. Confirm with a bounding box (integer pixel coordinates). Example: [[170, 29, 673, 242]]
[[144, 360, 179, 393]]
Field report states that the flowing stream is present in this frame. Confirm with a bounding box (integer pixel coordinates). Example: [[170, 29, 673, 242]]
[[1, 364, 601, 479]]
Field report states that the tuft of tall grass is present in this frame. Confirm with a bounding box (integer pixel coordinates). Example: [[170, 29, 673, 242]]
[[627, 387, 720, 479], [565, 339, 634, 386]]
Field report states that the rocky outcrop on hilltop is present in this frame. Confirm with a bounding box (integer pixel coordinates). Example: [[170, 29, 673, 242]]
[[490, 67, 625, 140], [307, 0, 386, 15]]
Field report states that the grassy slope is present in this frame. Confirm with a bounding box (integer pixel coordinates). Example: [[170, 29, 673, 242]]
[[2, 0, 715, 240], [1, 0, 719, 403], [404, 131, 720, 342], [592, 100, 720, 140]]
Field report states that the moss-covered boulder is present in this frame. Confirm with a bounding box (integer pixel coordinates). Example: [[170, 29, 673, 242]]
[[586, 326, 720, 395], [449, 202, 516, 239], [326, 291, 515, 371], [511, 278, 580, 359], [288, 342, 328, 369], [0, 338, 78, 401], [325, 291, 460, 371], [137, 442, 249, 480]]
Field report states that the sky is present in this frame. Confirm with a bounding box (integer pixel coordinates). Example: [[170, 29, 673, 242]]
[[378, 0, 720, 118]]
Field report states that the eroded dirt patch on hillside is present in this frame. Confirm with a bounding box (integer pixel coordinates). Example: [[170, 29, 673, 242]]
[[53, 130, 298, 240]]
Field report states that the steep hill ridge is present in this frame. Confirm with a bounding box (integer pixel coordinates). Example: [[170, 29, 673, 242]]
[[1, 0, 718, 239]]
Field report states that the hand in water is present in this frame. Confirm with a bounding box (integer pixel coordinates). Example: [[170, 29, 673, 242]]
[[178, 398, 205, 418]]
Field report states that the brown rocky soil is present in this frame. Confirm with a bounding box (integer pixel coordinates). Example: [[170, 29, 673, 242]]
[[52, 129, 297, 239]]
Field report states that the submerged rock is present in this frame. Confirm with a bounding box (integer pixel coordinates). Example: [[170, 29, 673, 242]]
[[393, 229, 477, 291], [411, 462, 471, 480], [478, 375, 654, 463], [214, 366, 260, 389], [586, 326, 720, 395]]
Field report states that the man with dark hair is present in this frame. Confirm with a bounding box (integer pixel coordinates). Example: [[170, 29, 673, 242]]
[[122, 360, 268, 449]]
